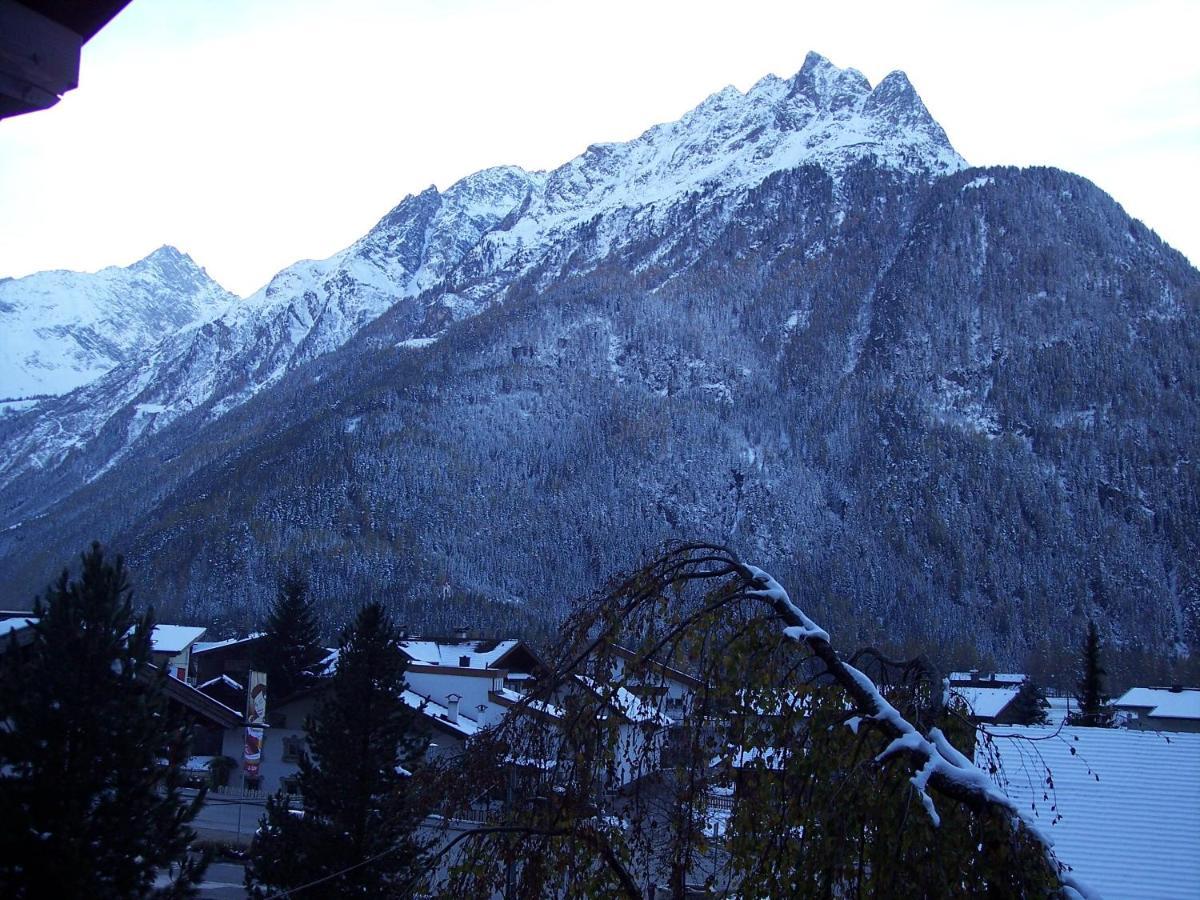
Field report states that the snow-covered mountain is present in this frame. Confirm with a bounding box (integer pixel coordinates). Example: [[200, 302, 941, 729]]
[[0, 246, 234, 401], [1, 52, 1195, 667], [0, 52, 962, 487]]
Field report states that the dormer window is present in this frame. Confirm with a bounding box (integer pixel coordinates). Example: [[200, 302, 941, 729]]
[[459, 655, 471, 667]]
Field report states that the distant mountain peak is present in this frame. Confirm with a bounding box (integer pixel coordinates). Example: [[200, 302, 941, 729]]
[[787, 51, 871, 106], [130, 244, 203, 275], [0, 52, 967, 478], [0, 246, 234, 399], [143, 244, 188, 261]]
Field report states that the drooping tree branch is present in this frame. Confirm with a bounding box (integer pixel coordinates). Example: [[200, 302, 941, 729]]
[[427, 541, 1096, 898], [637, 543, 1096, 899]]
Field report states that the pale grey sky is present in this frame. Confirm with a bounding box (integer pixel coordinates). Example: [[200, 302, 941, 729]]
[[0, 0, 1195, 296]]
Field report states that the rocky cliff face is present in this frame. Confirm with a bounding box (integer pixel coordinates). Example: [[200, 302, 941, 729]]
[[0, 54, 1196, 666], [0, 246, 233, 401]]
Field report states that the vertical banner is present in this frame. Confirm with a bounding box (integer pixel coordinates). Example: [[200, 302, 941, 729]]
[[243, 670, 267, 777], [242, 726, 264, 777]]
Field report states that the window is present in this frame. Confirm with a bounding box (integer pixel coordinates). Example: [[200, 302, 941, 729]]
[[282, 736, 305, 764]]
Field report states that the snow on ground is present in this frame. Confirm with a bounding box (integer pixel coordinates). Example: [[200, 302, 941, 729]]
[[1046, 696, 1076, 726]]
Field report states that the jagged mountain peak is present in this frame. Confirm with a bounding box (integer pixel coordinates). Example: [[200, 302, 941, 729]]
[[0, 53, 967, 484], [868, 68, 931, 118], [786, 50, 872, 107], [137, 244, 190, 264], [0, 246, 234, 400], [128, 244, 217, 288]]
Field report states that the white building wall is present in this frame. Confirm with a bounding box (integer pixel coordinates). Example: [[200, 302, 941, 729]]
[[219, 693, 319, 795], [404, 668, 507, 727]]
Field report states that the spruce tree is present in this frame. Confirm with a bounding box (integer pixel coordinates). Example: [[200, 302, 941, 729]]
[[245, 602, 430, 898], [0, 543, 206, 898], [1073, 620, 1113, 727], [1008, 679, 1051, 725], [252, 573, 323, 702]]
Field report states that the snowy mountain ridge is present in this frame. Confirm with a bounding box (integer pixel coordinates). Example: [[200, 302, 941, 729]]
[[0, 246, 234, 400], [0, 54, 1197, 662], [0, 52, 961, 489]]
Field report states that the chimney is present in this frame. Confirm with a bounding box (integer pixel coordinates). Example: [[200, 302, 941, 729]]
[[459, 655, 471, 668], [446, 694, 461, 724], [397, 624, 409, 640], [454, 624, 469, 641]]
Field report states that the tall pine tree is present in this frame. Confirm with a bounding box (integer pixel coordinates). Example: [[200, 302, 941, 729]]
[[0, 543, 206, 898], [1072, 620, 1113, 727], [252, 574, 323, 702], [245, 602, 431, 898]]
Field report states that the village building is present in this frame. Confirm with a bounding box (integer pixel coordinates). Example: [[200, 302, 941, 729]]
[[150, 625, 207, 682], [0, 613, 37, 657], [196, 632, 553, 794], [568, 675, 672, 787], [947, 670, 1027, 724], [984, 725, 1200, 899], [191, 633, 268, 685], [1112, 685, 1200, 733], [398, 634, 548, 730], [606, 643, 703, 724]]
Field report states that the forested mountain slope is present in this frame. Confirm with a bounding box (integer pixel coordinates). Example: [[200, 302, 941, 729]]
[[0, 56, 1195, 667]]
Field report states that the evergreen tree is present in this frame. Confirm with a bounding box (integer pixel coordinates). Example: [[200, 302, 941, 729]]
[[0, 543, 206, 898], [1008, 679, 1051, 725], [252, 574, 323, 702], [246, 602, 431, 898], [1072, 620, 1113, 727]]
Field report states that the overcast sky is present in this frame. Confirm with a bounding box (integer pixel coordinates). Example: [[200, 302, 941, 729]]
[[0, 0, 1195, 296]]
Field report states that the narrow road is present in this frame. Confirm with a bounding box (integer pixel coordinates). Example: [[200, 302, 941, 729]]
[[196, 862, 247, 899], [187, 790, 267, 846]]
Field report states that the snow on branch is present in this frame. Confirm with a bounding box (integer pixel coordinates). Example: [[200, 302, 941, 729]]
[[733, 555, 1098, 900]]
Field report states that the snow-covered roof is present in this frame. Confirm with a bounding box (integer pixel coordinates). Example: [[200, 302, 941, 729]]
[[192, 633, 265, 654], [314, 648, 339, 677], [402, 689, 481, 738], [198, 674, 244, 692], [951, 686, 1020, 719], [491, 686, 565, 719], [576, 676, 672, 726], [984, 726, 1200, 899], [719, 746, 789, 771], [611, 643, 704, 689], [1113, 687, 1200, 721], [0, 616, 35, 638], [948, 671, 1027, 685], [151, 625, 207, 654], [400, 638, 521, 670]]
